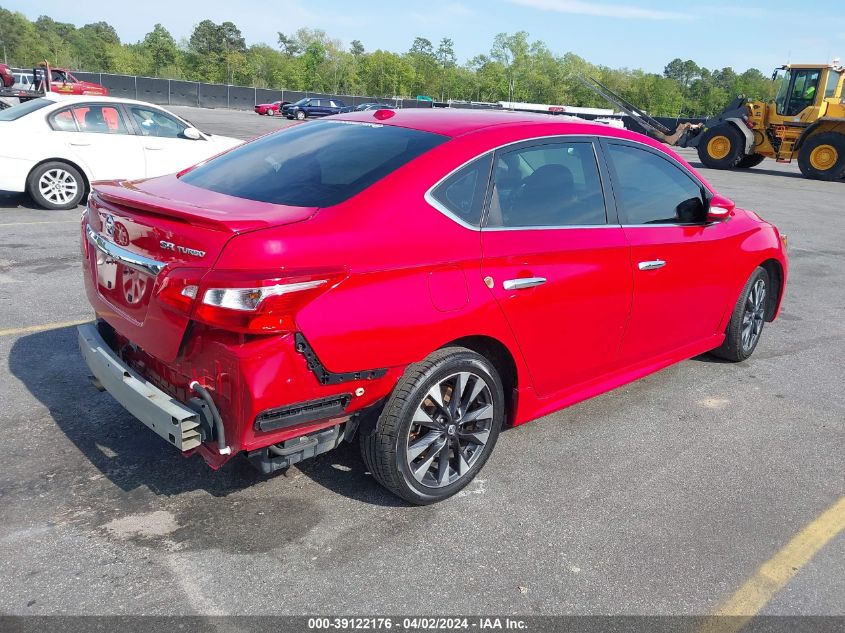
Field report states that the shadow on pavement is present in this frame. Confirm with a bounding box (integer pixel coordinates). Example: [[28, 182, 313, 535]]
[[691, 352, 739, 364], [0, 192, 39, 210], [8, 325, 403, 506]]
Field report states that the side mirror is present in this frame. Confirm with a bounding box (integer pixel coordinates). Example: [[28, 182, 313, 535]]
[[706, 193, 736, 222], [183, 127, 202, 140]]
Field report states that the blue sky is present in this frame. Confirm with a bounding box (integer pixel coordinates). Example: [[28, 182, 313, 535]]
[[7, 0, 845, 73]]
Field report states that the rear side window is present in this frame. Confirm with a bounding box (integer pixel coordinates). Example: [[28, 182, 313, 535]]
[[430, 155, 493, 227], [605, 144, 705, 224], [181, 120, 447, 207], [49, 105, 127, 134], [50, 109, 77, 131]]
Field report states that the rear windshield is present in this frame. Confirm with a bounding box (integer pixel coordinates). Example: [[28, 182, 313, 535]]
[[0, 98, 51, 121], [180, 120, 447, 207]]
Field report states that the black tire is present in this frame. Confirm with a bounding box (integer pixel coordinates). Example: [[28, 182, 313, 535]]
[[360, 347, 505, 504], [797, 132, 845, 181], [295, 110, 306, 121], [697, 124, 745, 169], [711, 267, 770, 362], [736, 153, 766, 169], [26, 161, 86, 210]]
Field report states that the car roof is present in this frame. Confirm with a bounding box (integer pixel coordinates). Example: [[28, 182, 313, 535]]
[[333, 107, 638, 139]]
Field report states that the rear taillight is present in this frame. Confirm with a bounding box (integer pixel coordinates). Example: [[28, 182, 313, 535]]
[[157, 268, 343, 333]]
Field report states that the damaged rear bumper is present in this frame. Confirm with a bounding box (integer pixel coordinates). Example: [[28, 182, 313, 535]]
[[77, 323, 203, 452]]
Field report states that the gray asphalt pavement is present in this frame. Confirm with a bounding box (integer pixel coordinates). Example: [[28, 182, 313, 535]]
[[0, 107, 842, 617]]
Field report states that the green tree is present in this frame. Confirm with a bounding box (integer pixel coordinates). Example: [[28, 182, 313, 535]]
[[142, 24, 177, 76], [302, 41, 326, 89], [350, 39, 365, 57], [277, 32, 300, 56]]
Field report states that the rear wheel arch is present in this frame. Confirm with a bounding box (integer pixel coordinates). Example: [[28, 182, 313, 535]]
[[440, 335, 518, 424], [793, 119, 845, 153]]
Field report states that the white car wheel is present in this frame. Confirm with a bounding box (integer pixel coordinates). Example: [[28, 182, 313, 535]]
[[27, 162, 85, 210]]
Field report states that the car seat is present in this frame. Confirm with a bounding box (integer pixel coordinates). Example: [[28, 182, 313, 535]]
[[84, 108, 109, 133], [507, 164, 575, 226]]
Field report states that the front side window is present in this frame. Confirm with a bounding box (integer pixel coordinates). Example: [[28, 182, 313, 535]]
[[430, 154, 493, 227], [130, 106, 186, 138], [605, 144, 705, 225], [486, 141, 607, 228], [181, 120, 447, 207], [51, 70, 76, 83], [778, 69, 821, 116]]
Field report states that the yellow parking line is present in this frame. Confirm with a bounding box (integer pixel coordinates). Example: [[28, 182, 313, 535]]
[[0, 220, 79, 227], [0, 319, 90, 337], [700, 495, 845, 633]]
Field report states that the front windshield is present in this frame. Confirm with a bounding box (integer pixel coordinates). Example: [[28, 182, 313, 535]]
[[294, 98, 309, 105], [0, 98, 52, 121]]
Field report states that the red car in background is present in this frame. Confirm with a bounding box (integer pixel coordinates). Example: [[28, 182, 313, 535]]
[[77, 110, 788, 504], [0, 64, 14, 88], [254, 100, 287, 116]]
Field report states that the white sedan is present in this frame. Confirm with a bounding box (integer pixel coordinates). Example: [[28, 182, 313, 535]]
[[0, 94, 242, 209]]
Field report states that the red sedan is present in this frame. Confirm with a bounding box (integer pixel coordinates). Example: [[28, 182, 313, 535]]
[[254, 100, 286, 116], [78, 109, 788, 504]]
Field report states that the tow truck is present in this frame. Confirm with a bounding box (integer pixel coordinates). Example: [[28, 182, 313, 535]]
[[0, 61, 108, 109]]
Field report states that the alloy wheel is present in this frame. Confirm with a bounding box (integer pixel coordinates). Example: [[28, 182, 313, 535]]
[[405, 371, 494, 488], [38, 168, 78, 206], [741, 278, 766, 351]]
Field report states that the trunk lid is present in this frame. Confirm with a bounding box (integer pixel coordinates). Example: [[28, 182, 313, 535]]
[[84, 176, 317, 361]]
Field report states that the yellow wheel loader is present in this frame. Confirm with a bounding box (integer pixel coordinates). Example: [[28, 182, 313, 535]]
[[581, 62, 845, 181]]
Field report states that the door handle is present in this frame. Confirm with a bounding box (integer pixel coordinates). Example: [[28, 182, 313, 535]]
[[69, 142, 91, 147], [503, 277, 547, 290], [638, 259, 666, 271], [144, 145, 164, 150]]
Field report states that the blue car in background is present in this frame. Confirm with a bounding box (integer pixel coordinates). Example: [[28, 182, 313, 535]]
[[282, 97, 347, 120]]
